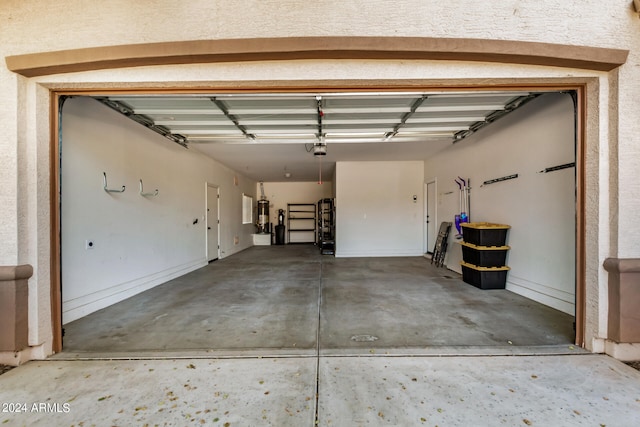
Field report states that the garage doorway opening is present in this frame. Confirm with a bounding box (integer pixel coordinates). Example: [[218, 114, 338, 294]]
[[52, 88, 581, 351]]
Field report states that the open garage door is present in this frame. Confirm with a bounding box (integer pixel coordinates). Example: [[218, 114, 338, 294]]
[[56, 88, 578, 356]]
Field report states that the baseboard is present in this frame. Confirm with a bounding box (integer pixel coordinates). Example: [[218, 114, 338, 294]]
[[62, 259, 207, 324], [220, 241, 253, 259], [335, 249, 424, 258], [506, 274, 575, 315]]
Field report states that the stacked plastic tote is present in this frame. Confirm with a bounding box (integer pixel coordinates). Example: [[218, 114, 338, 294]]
[[460, 223, 510, 289]]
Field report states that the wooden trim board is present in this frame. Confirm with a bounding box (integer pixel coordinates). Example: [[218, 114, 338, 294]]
[[7, 37, 628, 77]]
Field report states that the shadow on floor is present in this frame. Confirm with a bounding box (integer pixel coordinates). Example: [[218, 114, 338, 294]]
[[0, 365, 14, 375]]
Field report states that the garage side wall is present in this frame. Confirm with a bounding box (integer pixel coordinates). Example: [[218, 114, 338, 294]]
[[425, 93, 576, 314], [60, 97, 256, 323], [335, 161, 424, 257]]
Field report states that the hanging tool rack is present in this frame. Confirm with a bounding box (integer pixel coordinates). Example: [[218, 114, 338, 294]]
[[454, 177, 471, 238]]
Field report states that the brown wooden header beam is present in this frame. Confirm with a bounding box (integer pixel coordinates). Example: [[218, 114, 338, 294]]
[[5, 37, 628, 78]]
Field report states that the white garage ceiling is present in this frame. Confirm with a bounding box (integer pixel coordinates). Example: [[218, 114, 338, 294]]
[[95, 91, 541, 182]]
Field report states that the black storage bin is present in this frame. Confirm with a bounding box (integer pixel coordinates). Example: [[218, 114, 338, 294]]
[[460, 261, 510, 290], [461, 222, 510, 246], [275, 225, 285, 245], [460, 241, 510, 267]]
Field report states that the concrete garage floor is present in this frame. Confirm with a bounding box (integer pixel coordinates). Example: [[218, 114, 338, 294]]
[[61, 245, 575, 356], [3, 246, 640, 425]]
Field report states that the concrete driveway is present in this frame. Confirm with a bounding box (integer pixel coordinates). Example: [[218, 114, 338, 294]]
[[1, 353, 639, 426]]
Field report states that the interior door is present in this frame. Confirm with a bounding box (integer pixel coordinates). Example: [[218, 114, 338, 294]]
[[207, 184, 220, 262], [426, 180, 437, 253]]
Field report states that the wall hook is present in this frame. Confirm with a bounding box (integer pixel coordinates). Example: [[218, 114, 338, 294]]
[[480, 173, 518, 187], [103, 172, 125, 193], [139, 179, 159, 197], [537, 162, 575, 174]]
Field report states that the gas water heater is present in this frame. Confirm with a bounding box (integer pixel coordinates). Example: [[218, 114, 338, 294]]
[[257, 199, 269, 234], [257, 182, 269, 234]]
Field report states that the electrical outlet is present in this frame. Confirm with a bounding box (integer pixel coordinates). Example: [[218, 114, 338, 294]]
[[234, 236, 239, 245], [85, 240, 95, 250]]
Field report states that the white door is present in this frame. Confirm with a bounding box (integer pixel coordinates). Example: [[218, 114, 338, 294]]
[[425, 180, 437, 253], [207, 184, 220, 262]]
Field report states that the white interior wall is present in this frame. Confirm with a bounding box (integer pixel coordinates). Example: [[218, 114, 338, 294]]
[[331, 170, 337, 201], [261, 181, 333, 243], [335, 161, 424, 257], [424, 93, 576, 314], [61, 97, 256, 323]]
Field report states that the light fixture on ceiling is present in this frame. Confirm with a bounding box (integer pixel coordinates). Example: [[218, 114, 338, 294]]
[[313, 142, 327, 156], [313, 130, 326, 184]]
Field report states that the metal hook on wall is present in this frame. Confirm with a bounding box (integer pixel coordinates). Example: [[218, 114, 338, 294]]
[[139, 179, 159, 197], [103, 172, 125, 193], [537, 162, 575, 174], [480, 173, 519, 187]]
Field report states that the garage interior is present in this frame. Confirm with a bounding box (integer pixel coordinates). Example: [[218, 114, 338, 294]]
[[57, 89, 577, 356]]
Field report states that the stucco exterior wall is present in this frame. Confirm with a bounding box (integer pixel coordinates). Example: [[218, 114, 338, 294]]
[[3, 1, 639, 259], [0, 1, 636, 50], [1, 0, 639, 360]]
